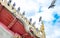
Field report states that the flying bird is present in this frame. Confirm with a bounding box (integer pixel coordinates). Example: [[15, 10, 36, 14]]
[[48, 0, 56, 9]]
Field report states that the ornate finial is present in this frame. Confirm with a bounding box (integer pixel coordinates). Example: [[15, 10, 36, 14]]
[[17, 7, 20, 12], [40, 21, 44, 33], [39, 21, 46, 38], [36, 28, 39, 32], [13, 2, 16, 7], [30, 18, 32, 22], [39, 16, 42, 22], [7, 0, 12, 6], [9, 0, 12, 3], [22, 11, 25, 15], [29, 18, 32, 24], [32, 22, 36, 26], [12, 2, 16, 9]]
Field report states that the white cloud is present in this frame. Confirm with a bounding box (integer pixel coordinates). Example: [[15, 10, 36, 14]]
[[44, 22, 60, 38], [11, 0, 40, 14]]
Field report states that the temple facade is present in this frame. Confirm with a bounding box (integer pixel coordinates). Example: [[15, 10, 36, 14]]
[[0, 0, 46, 38]]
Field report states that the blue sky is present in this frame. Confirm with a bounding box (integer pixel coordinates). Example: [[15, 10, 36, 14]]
[[9, 0, 60, 38]]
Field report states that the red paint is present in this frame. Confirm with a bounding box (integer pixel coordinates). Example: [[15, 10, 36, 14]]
[[0, 4, 34, 38], [0, 22, 14, 35]]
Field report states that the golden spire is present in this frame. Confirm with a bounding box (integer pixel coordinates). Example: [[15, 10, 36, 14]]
[[40, 21, 44, 33], [40, 21, 46, 38]]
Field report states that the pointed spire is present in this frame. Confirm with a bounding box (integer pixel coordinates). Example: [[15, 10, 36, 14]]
[[22, 11, 25, 15], [9, 0, 12, 3], [7, 0, 12, 6], [12, 2, 16, 9], [40, 21, 44, 33], [17, 7, 20, 12], [13, 2, 16, 7], [39, 16, 42, 22], [36, 28, 39, 32], [30, 18, 32, 22], [29, 18, 32, 24], [32, 22, 36, 27], [40, 21, 46, 38]]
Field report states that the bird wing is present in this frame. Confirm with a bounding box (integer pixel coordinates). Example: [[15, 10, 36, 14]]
[[51, 0, 56, 5]]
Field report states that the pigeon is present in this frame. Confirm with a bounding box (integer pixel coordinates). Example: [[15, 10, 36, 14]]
[[48, 0, 56, 9]]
